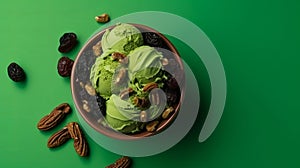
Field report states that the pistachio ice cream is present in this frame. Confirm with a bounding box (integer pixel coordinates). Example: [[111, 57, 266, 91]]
[[101, 23, 144, 55], [90, 23, 175, 134]]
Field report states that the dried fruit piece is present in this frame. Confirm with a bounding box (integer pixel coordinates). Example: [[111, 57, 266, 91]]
[[7, 62, 26, 82], [106, 156, 132, 168], [165, 88, 180, 105], [95, 13, 110, 23], [57, 57, 74, 77], [47, 127, 71, 148], [146, 120, 160, 132], [143, 32, 164, 48], [67, 122, 89, 157], [165, 76, 179, 89], [96, 95, 107, 116], [58, 32, 77, 53], [37, 103, 71, 131]]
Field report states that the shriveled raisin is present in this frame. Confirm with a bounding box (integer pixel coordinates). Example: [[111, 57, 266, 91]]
[[58, 33, 77, 53], [165, 88, 179, 106], [57, 57, 74, 77], [96, 95, 106, 116], [166, 77, 179, 89], [143, 32, 165, 48], [7, 62, 26, 82]]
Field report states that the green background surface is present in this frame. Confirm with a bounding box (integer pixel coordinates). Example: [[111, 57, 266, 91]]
[[1, 0, 299, 167]]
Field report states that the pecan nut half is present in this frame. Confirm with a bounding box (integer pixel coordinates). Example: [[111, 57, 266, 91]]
[[132, 96, 149, 108], [119, 87, 133, 100], [112, 52, 126, 61], [67, 122, 89, 157], [47, 127, 71, 148], [37, 103, 71, 131], [111, 52, 128, 64], [142, 82, 158, 92], [106, 156, 132, 168], [95, 13, 110, 23], [146, 120, 160, 132], [162, 107, 175, 119]]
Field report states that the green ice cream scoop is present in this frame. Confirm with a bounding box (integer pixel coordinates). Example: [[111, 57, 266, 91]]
[[127, 46, 163, 84], [105, 94, 143, 133], [90, 56, 120, 99], [101, 23, 144, 55]]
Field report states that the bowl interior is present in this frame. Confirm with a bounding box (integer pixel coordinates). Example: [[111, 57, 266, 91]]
[[71, 23, 185, 140]]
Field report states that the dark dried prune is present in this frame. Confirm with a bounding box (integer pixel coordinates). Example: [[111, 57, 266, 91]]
[[166, 77, 179, 89], [58, 32, 77, 53], [165, 88, 180, 106], [57, 57, 74, 77], [96, 95, 106, 116], [7, 62, 26, 82], [143, 32, 165, 48]]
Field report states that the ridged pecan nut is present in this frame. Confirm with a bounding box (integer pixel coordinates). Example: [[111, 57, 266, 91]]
[[142, 82, 158, 92], [47, 127, 71, 148], [106, 156, 132, 168], [95, 13, 110, 23], [112, 52, 126, 61], [67, 122, 89, 157], [132, 96, 149, 108], [162, 107, 175, 119], [146, 120, 160, 132], [119, 88, 133, 100], [37, 103, 71, 131]]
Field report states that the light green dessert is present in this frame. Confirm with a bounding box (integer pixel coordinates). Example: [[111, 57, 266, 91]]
[[90, 56, 120, 99], [90, 23, 143, 99], [127, 45, 164, 85], [90, 23, 170, 134], [105, 94, 143, 134], [101, 23, 144, 55]]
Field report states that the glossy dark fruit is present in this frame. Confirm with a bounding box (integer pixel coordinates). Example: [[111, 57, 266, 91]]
[[58, 32, 77, 53], [96, 95, 106, 116], [57, 57, 74, 77], [163, 71, 179, 89], [143, 32, 165, 48], [165, 88, 180, 106], [166, 77, 179, 89], [7, 62, 26, 82]]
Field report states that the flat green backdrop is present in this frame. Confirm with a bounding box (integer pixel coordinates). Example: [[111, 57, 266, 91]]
[[1, 0, 299, 167]]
